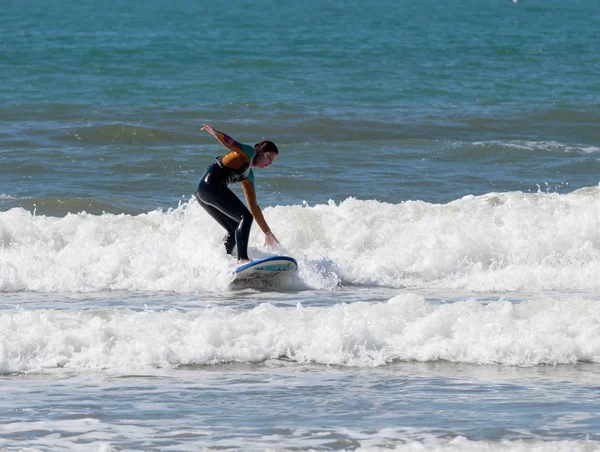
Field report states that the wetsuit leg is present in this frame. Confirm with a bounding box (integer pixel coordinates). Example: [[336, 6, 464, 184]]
[[194, 192, 236, 254], [195, 170, 253, 260]]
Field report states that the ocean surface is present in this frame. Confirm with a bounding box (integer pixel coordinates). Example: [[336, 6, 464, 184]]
[[2, 0, 600, 450]]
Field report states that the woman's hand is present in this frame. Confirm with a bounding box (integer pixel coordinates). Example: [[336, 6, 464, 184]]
[[264, 231, 279, 248], [201, 124, 217, 136]]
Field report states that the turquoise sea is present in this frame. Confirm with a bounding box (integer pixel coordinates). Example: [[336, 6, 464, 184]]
[[2, 0, 600, 450]]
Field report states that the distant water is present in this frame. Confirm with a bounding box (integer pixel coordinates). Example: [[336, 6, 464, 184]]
[[2, 0, 600, 450]]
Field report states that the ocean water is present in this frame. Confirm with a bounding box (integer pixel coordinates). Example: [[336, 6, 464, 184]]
[[2, 0, 600, 450]]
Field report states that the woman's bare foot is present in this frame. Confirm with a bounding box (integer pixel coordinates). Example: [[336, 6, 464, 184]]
[[237, 259, 251, 265]]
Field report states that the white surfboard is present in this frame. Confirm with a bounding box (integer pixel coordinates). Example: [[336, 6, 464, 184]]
[[231, 255, 297, 286]]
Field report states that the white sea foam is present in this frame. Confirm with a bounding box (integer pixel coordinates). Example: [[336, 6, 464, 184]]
[[2, 187, 600, 292], [2, 294, 599, 372], [472, 140, 600, 154], [0, 420, 597, 451], [0, 202, 234, 292], [358, 437, 600, 452]]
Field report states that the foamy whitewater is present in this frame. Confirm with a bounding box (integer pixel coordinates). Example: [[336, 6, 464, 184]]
[[2, 294, 600, 374], [2, 188, 600, 293], [3, 192, 600, 450], [3, 0, 600, 449]]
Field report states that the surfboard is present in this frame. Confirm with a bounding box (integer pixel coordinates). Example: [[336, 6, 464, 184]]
[[231, 255, 297, 286]]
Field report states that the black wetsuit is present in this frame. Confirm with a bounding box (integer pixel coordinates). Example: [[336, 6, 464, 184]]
[[195, 157, 253, 260]]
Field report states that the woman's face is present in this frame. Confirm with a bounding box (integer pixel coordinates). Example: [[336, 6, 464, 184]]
[[254, 151, 277, 169]]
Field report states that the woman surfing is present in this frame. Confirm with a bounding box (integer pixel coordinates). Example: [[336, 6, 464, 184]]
[[195, 124, 280, 265]]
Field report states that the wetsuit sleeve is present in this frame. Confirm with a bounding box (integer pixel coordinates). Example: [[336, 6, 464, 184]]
[[220, 143, 257, 171], [221, 150, 249, 169], [240, 143, 257, 162], [241, 179, 271, 234]]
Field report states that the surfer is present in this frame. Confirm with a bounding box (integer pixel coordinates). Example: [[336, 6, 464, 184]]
[[195, 124, 280, 265]]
